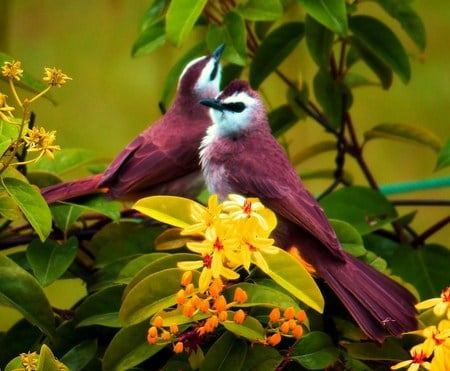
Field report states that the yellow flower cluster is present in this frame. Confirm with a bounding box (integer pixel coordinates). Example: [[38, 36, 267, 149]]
[[23, 126, 61, 160], [178, 194, 279, 293], [391, 287, 450, 371], [19, 351, 68, 371]]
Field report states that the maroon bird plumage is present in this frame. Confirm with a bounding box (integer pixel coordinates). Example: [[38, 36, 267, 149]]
[[199, 80, 417, 342], [41, 45, 224, 203]]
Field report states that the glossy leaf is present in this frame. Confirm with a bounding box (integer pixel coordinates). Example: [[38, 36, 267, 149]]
[[61, 194, 122, 220], [250, 22, 304, 88], [268, 104, 299, 137], [103, 320, 164, 371], [236, 0, 282, 21], [37, 344, 61, 371], [2, 177, 52, 241], [132, 19, 166, 57], [373, 0, 426, 51], [75, 285, 125, 328], [291, 332, 339, 369], [320, 186, 398, 235], [298, 0, 348, 34], [207, 12, 247, 66], [329, 219, 366, 257], [200, 331, 248, 371], [50, 203, 84, 232], [346, 338, 408, 361], [349, 37, 393, 89], [224, 282, 301, 310], [26, 237, 78, 287], [0, 254, 55, 338], [123, 253, 199, 297], [133, 195, 203, 229], [364, 123, 442, 152], [60, 339, 98, 371], [120, 268, 200, 326], [139, 0, 168, 31], [0, 119, 20, 156], [166, 0, 207, 47], [0, 192, 22, 221], [435, 139, 450, 171], [118, 253, 169, 282], [262, 249, 324, 313], [241, 343, 283, 370], [344, 73, 378, 88], [305, 15, 334, 67], [291, 140, 336, 165], [156, 307, 209, 325], [389, 243, 450, 299], [155, 228, 195, 251], [28, 148, 98, 174], [349, 15, 410, 83]]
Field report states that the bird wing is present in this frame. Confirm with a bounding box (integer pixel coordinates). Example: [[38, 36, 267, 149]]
[[224, 132, 344, 258]]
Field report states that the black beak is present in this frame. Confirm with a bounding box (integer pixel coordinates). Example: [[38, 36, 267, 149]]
[[200, 98, 224, 112], [212, 44, 225, 61]]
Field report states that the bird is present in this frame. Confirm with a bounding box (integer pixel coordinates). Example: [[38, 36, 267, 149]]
[[198, 80, 417, 342], [41, 44, 225, 204]]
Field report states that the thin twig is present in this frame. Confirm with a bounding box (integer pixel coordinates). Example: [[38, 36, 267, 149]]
[[411, 216, 450, 247]]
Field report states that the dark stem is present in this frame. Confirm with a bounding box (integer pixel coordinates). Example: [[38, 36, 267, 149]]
[[411, 216, 450, 247]]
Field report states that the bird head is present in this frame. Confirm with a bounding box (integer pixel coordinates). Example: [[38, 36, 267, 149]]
[[177, 44, 225, 100], [199, 80, 267, 138]]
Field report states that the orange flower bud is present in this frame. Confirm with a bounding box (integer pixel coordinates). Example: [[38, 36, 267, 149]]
[[161, 330, 171, 341], [148, 326, 158, 338], [198, 299, 210, 313], [280, 321, 290, 334], [293, 325, 303, 339], [269, 308, 281, 323], [191, 294, 202, 308], [218, 310, 228, 322], [185, 283, 195, 295], [296, 310, 307, 323], [147, 334, 158, 344], [173, 341, 184, 353], [234, 309, 246, 324], [267, 332, 282, 346], [214, 295, 228, 312], [153, 315, 164, 327], [176, 289, 186, 305], [170, 323, 179, 334], [284, 307, 295, 320], [181, 270, 193, 286], [205, 315, 219, 332], [209, 278, 224, 298], [288, 319, 297, 330], [182, 301, 195, 317], [233, 287, 248, 304]]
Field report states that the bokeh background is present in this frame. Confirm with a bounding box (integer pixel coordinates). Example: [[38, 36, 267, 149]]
[[0, 1, 448, 330]]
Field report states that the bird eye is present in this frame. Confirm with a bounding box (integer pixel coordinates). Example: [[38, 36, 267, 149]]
[[222, 102, 246, 113]]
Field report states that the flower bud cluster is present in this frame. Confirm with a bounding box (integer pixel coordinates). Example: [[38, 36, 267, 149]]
[[266, 307, 307, 346]]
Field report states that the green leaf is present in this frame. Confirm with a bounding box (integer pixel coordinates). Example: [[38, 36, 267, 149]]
[[61, 194, 122, 221], [344, 73, 378, 88], [75, 285, 125, 328], [0, 191, 22, 221], [160, 41, 206, 107], [236, 0, 282, 21], [291, 140, 336, 165], [345, 337, 408, 361], [349, 15, 410, 83], [0, 254, 55, 338], [50, 203, 85, 232], [349, 37, 393, 89], [118, 253, 169, 282], [206, 12, 247, 66], [373, 0, 426, 51], [241, 343, 283, 371], [291, 332, 339, 369], [134, 195, 204, 229], [200, 331, 248, 371], [26, 237, 78, 287], [435, 139, 450, 171], [329, 219, 366, 257], [268, 105, 299, 138], [60, 339, 98, 371], [37, 344, 62, 371], [2, 177, 52, 241], [320, 186, 398, 235], [132, 19, 166, 57], [166, 0, 207, 47], [262, 249, 324, 313], [305, 15, 334, 67], [224, 282, 301, 310], [389, 244, 450, 299], [364, 123, 442, 152], [298, 0, 348, 34], [223, 314, 269, 341], [250, 22, 304, 88], [139, 0, 168, 31], [103, 320, 165, 371], [0, 120, 20, 157], [123, 253, 199, 298], [28, 148, 99, 175], [120, 268, 200, 326]]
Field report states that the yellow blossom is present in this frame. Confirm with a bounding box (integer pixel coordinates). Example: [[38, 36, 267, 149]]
[[391, 344, 432, 371], [43, 67, 72, 87], [2, 60, 23, 81], [20, 351, 38, 371], [0, 93, 15, 122], [182, 194, 223, 235], [416, 287, 450, 319], [23, 126, 61, 160]]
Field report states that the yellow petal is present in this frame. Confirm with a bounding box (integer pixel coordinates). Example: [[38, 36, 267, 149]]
[[199, 268, 212, 293], [390, 360, 412, 370], [177, 261, 203, 270], [416, 298, 441, 310]]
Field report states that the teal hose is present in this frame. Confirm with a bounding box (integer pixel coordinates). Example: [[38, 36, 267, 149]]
[[379, 176, 450, 196]]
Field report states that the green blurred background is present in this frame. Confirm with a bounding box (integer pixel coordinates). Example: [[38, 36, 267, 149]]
[[0, 1, 448, 330]]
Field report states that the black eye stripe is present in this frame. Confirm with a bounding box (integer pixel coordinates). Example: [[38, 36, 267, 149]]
[[222, 102, 246, 113], [209, 61, 218, 81]]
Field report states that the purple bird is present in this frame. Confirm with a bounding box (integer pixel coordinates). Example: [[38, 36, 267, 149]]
[[41, 45, 224, 203], [199, 80, 417, 342]]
